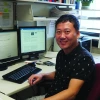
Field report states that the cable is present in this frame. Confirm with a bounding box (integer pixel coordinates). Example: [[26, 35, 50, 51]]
[[0, 91, 6, 95]]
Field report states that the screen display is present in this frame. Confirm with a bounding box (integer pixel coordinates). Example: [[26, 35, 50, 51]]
[[0, 30, 20, 70], [0, 31, 18, 60], [19, 26, 46, 59]]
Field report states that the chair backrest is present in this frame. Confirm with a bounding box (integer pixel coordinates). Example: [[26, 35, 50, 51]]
[[87, 63, 100, 100]]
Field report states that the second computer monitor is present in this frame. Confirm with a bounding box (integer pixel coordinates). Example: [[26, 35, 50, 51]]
[[18, 26, 46, 60], [0, 30, 20, 71]]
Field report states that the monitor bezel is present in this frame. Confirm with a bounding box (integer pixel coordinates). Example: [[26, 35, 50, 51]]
[[0, 29, 20, 69], [18, 26, 46, 60]]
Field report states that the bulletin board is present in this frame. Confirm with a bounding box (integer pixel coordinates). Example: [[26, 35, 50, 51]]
[[0, 1, 13, 29]]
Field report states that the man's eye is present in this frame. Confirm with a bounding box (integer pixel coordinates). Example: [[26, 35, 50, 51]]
[[56, 31, 61, 34], [65, 31, 70, 34]]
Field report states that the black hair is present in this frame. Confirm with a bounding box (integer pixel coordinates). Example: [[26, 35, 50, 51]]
[[55, 14, 80, 31]]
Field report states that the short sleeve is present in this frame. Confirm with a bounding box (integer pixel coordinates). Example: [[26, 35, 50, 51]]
[[71, 56, 95, 81]]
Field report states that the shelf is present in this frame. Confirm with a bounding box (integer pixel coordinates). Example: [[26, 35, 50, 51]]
[[33, 17, 58, 21], [16, 0, 75, 6], [88, 17, 100, 20], [75, 9, 100, 11], [80, 28, 100, 34]]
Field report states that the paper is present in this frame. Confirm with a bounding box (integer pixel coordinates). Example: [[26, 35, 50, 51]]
[[0, 1, 13, 29], [46, 21, 55, 38], [44, 51, 58, 58]]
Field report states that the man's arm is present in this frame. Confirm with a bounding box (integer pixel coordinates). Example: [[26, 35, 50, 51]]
[[43, 78, 84, 100], [42, 71, 55, 80], [28, 71, 55, 85]]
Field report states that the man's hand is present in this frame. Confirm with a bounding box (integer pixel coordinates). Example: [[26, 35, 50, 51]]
[[28, 73, 44, 85]]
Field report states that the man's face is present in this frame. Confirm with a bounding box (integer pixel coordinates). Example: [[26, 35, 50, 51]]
[[55, 21, 80, 52]]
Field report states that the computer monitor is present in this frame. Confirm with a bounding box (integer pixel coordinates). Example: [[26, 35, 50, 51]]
[[18, 26, 46, 60], [0, 30, 20, 71]]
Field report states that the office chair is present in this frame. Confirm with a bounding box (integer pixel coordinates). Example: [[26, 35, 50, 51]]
[[87, 63, 100, 100]]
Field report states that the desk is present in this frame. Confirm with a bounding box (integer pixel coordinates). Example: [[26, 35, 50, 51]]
[[0, 58, 55, 97], [0, 93, 15, 100], [92, 53, 100, 64]]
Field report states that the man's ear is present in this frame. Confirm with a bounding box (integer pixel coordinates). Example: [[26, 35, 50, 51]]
[[77, 31, 80, 39]]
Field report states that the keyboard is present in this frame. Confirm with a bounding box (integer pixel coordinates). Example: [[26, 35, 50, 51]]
[[2, 62, 42, 84]]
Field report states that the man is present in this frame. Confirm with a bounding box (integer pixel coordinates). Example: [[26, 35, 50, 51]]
[[27, 14, 95, 100]]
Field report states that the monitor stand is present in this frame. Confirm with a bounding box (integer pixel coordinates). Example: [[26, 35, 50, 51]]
[[21, 53, 40, 61], [28, 53, 39, 60]]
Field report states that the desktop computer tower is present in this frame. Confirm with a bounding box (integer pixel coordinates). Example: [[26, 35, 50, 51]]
[[79, 38, 91, 52]]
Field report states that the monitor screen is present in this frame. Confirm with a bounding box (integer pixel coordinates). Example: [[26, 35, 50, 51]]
[[18, 26, 46, 60], [0, 30, 20, 71]]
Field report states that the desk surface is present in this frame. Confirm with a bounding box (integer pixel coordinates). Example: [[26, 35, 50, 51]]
[[0, 93, 15, 100], [0, 58, 55, 96]]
